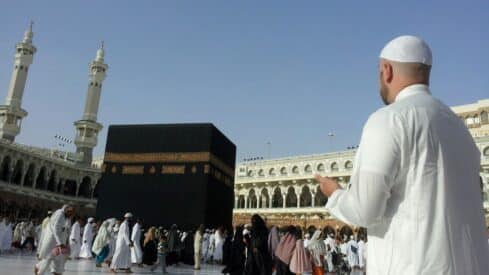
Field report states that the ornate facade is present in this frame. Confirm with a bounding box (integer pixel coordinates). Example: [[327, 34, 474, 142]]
[[0, 25, 104, 220], [233, 100, 489, 228]]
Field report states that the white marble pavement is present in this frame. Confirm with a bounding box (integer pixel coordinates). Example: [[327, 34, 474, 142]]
[[0, 254, 225, 275]]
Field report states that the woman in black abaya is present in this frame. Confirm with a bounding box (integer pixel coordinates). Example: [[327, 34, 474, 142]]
[[244, 215, 272, 275]]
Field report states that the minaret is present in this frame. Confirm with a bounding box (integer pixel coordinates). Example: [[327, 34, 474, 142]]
[[0, 22, 36, 141], [74, 42, 108, 165]]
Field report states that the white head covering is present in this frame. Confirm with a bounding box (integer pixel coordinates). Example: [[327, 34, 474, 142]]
[[380, 35, 432, 65], [92, 220, 110, 255], [306, 230, 326, 266], [87, 217, 94, 223], [124, 212, 133, 218]]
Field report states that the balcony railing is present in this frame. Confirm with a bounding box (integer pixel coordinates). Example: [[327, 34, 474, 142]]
[[0, 180, 97, 207], [233, 207, 328, 214]]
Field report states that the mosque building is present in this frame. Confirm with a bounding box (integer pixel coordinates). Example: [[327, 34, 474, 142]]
[[0, 24, 104, 219], [232, 100, 489, 228]]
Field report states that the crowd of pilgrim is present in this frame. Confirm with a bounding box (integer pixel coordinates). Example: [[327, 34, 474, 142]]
[[0, 205, 367, 275]]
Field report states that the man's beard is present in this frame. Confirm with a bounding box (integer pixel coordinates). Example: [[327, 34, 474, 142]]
[[379, 72, 390, 105]]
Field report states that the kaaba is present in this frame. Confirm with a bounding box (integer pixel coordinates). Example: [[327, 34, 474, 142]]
[[96, 123, 236, 230]]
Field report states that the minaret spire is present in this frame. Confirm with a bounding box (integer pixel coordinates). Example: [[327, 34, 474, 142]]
[[74, 43, 108, 165], [0, 22, 37, 141]]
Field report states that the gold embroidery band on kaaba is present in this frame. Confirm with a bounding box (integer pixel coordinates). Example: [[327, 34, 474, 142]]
[[104, 152, 234, 177], [122, 165, 144, 175], [162, 165, 185, 174]]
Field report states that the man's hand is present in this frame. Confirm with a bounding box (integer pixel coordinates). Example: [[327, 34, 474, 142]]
[[315, 174, 342, 197]]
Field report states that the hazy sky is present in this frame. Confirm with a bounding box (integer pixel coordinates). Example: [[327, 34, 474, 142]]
[[0, 1, 487, 161]]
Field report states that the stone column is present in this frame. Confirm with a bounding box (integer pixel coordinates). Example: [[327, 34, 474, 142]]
[[282, 192, 286, 208], [75, 182, 81, 197], [267, 187, 273, 208], [311, 189, 316, 207], [20, 167, 27, 186], [244, 195, 248, 209], [32, 168, 39, 188], [256, 196, 260, 209], [296, 187, 301, 208], [234, 196, 239, 208]]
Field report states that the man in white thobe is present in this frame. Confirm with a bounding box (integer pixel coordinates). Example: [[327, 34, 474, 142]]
[[346, 235, 359, 273], [1, 218, 13, 253], [0, 218, 6, 251], [35, 205, 74, 275], [357, 236, 366, 273], [201, 229, 209, 261], [317, 35, 489, 274], [130, 219, 142, 265], [69, 217, 82, 259], [37, 211, 52, 255], [79, 217, 95, 259], [106, 219, 119, 262], [323, 233, 336, 272], [110, 213, 133, 273]]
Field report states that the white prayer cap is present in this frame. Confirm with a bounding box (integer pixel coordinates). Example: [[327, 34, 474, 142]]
[[380, 35, 432, 65], [87, 217, 94, 223], [124, 212, 133, 218]]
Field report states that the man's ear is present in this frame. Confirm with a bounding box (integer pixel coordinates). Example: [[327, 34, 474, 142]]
[[383, 62, 393, 83]]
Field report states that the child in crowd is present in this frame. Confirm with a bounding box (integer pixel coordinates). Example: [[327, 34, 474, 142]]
[[152, 234, 168, 274]]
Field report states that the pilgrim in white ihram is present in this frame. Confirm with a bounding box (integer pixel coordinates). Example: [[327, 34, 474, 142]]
[[318, 35, 489, 274], [79, 217, 95, 259]]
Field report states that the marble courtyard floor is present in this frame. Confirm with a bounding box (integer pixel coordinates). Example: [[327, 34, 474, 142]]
[[0, 254, 224, 275]]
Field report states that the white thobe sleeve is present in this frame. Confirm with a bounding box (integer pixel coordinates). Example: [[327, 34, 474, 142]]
[[326, 110, 403, 227], [50, 211, 65, 246], [131, 224, 137, 242], [82, 225, 89, 243]]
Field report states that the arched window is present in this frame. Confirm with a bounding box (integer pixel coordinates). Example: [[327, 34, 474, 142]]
[[260, 188, 270, 208], [78, 176, 92, 198], [0, 156, 12, 182], [314, 185, 328, 206], [237, 195, 245, 208], [330, 162, 339, 172], [285, 187, 297, 207], [35, 167, 47, 190], [483, 147, 489, 157], [272, 187, 283, 208], [280, 167, 287, 175], [269, 168, 276, 176], [247, 170, 254, 177], [248, 189, 257, 208], [11, 160, 23, 185], [317, 163, 325, 172], [292, 166, 299, 174], [300, 186, 312, 207], [258, 169, 264, 177], [345, 161, 353, 170], [23, 163, 35, 187], [47, 170, 57, 192], [304, 165, 312, 174]]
